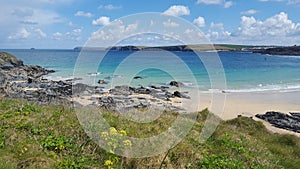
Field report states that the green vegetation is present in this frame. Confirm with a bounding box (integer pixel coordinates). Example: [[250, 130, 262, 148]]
[[0, 98, 299, 168]]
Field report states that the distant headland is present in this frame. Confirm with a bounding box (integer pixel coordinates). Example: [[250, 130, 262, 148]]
[[73, 44, 300, 56]]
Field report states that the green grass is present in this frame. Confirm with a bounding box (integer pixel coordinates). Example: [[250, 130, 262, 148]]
[[0, 98, 299, 168]]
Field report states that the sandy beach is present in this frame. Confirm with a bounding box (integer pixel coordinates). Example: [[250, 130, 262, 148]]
[[197, 91, 300, 137]]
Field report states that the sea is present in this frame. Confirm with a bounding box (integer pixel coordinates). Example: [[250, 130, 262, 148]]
[[3, 49, 300, 93]]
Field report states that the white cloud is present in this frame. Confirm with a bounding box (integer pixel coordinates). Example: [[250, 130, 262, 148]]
[[241, 9, 259, 15], [20, 20, 38, 25], [197, 0, 223, 4], [23, 9, 64, 25], [92, 16, 111, 26], [210, 22, 224, 29], [163, 5, 190, 17], [66, 28, 82, 41], [259, 0, 284, 2], [287, 0, 300, 4], [10, 7, 64, 26], [259, 0, 300, 4], [75, 11, 93, 18], [68, 21, 74, 27], [224, 1, 233, 8], [98, 4, 122, 10], [52, 32, 63, 40], [236, 12, 300, 37], [35, 28, 47, 38], [51, 28, 82, 41], [183, 29, 207, 43], [197, 0, 234, 8], [12, 8, 34, 17], [193, 16, 206, 27], [30, 0, 73, 4], [8, 28, 30, 40], [163, 19, 179, 27], [90, 20, 138, 46], [205, 22, 231, 41]]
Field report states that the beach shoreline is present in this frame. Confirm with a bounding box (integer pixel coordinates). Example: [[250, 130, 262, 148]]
[[196, 91, 300, 137]]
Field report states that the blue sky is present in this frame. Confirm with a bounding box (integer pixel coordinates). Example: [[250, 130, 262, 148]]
[[1, 0, 300, 49]]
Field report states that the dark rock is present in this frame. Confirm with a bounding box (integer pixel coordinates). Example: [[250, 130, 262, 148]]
[[65, 77, 83, 82], [289, 112, 300, 120], [134, 86, 151, 94], [98, 79, 108, 84], [173, 91, 190, 99], [255, 111, 300, 133], [133, 76, 143, 79], [98, 96, 116, 109], [149, 85, 160, 89], [109, 85, 133, 96], [28, 78, 33, 84], [169, 81, 184, 87]]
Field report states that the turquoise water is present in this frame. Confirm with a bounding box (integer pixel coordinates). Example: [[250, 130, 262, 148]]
[[3, 49, 300, 93]]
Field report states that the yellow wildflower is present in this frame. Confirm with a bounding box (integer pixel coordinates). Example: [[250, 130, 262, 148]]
[[101, 131, 109, 138], [104, 160, 113, 166], [123, 139, 132, 147], [119, 130, 127, 136], [55, 145, 65, 151], [109, 127, 118, 135]]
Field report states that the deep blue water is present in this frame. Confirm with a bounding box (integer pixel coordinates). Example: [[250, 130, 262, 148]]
[[3, 49, 300, 93]]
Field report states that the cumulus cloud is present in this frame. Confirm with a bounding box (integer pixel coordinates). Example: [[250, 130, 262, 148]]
[[163, 5, 190, 17], [235, 12, 300, 37], [210, 22, 224, 29], [35, 28, 47, 38], [163, 19, 179, 27], [206, 22, 231, 41], [197, 0, 234, 8], [197, 0, 223, 4], [8, 28, 30, 40], [98, 4, 122, 10], [66, 28, 82, 41], [241, 9, 259, 15], [75, 11, 93, 18], [193, 16, 206, 27], [89, 20, 138, 46], [224, 1, 233, 8], [92, 16, 111, 26], [52, 32, 63, 40], [51, 28, 82, 41]]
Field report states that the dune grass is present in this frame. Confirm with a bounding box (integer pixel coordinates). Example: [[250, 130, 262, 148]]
[[0, 98, 299, 168]]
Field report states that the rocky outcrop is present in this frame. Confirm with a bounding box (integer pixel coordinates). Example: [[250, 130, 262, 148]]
[[0, 52, 190, 111], [256, 111, 300, 133], [0, 52, 23, 69], [97, 85, 189, 111], [169, 81, 184, 87], [0, 52, 75, 104]]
